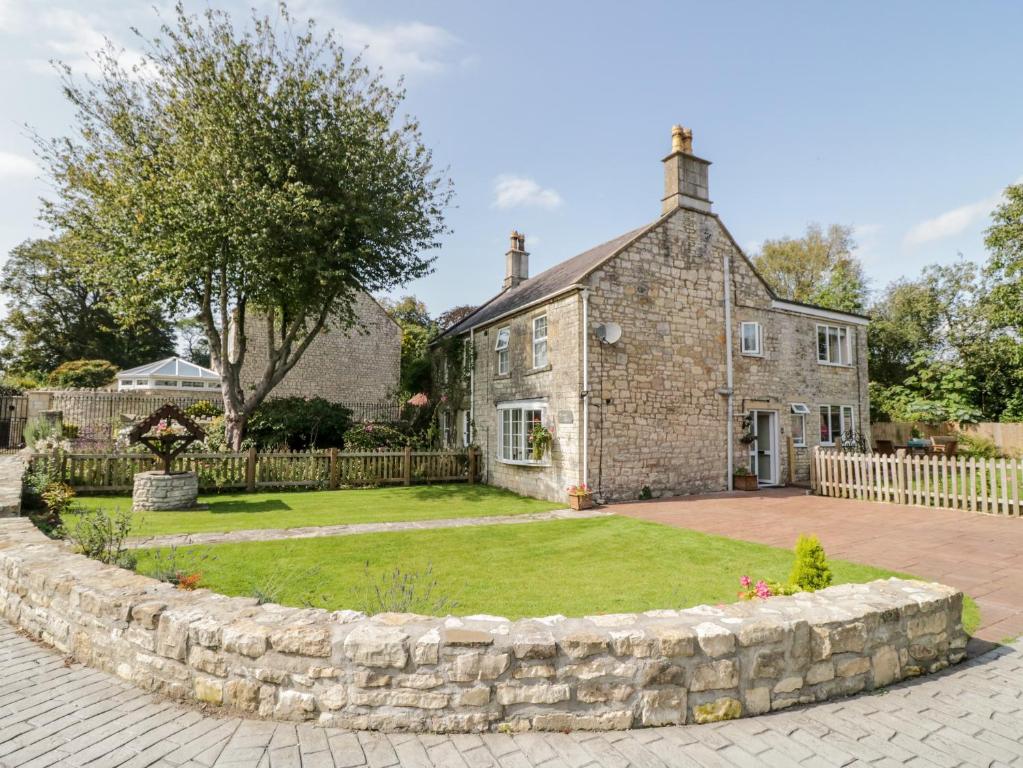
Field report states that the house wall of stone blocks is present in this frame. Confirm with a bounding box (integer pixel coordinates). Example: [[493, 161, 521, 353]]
[[455, 206, 868, 504], [239, 293, 401, 404]]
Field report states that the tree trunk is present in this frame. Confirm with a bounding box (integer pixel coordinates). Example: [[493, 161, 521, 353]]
[[226, 411, 248, 451]]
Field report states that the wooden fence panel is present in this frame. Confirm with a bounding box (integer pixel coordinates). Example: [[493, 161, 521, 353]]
[[30, 448, 474, 493], [812, 447, 1023, 518]]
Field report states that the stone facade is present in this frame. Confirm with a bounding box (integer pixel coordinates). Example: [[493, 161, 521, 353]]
[[132, 471, 199, 511], [237, 292, 401, 403], [0, 517, 967, 732], [444, 130, 869, 503]]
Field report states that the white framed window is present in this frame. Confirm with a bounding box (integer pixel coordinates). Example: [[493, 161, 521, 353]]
[[440, 410, 453, 447], [819, 404, 855, 446], [495, 326, 510, 375], [817, 324, 851, 366], [497, 401, 546, 463], [790, 403, 810, 447], [740, 322, 762, 356], [532, 315, 548, 368], [154, 379, 179, 388], [459, 410, 471, 447]]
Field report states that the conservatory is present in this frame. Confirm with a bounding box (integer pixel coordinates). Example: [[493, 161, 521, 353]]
[[116, 357, 222, 392]]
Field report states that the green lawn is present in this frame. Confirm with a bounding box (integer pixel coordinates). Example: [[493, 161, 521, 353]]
[[73, 484, 563, 537], [133, 515, 979, 631]]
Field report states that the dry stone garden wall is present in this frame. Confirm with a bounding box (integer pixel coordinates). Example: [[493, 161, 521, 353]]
[[0, 516, 968, 732]]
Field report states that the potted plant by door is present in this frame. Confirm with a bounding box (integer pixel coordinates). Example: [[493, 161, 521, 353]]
[[733, 466, 759, 491], [566, 483, 595, 510]]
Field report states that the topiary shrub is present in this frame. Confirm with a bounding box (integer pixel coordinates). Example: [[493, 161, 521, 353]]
[[789, 534, 833, 592], [246, 397, 352, 450], [46, 359, 119, 389]]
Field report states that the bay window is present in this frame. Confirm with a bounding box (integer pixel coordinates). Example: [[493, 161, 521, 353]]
[[498, 401, 546, 463]]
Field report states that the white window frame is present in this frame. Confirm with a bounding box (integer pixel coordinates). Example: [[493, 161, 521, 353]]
[[816, 324, 852, 366], [495, 326, 510, 375], [532, 315, 548, 369], [459, 410, 471, 447], [818, 404, 856, 446], [790, 403, 810, 447], [496, 400, 548, 465], [440, 410, 453, 447], [740, 321, 762, 356]]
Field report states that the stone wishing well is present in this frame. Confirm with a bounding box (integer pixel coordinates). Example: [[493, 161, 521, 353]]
[[129, 403, 205, 511]]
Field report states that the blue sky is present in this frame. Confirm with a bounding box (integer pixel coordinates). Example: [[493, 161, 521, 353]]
[[1, 0, 1021, 321]]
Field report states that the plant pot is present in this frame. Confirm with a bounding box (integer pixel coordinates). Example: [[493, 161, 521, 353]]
[[733, 474, 760, 491], [568, 493, 594, 511]]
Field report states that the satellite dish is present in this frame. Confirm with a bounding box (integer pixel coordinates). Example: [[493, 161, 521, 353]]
[[595, 322, 622, 345]]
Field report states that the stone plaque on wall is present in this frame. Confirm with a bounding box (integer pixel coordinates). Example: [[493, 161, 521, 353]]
[[558, 410, 574, 424]]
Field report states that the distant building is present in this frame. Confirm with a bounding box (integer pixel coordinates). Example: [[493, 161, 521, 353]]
[[115, 357, 221, 393]]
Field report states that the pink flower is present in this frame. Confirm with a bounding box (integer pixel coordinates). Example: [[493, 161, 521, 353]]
[[755, 580, 772, 599], [739, 575, 752, 588], [407, 392, 429, 407]]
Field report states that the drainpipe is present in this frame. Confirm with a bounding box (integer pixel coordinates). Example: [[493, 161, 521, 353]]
[[581, 288, 590, 487], [722, 249, 735, 490], [469, 327, 475, 444]]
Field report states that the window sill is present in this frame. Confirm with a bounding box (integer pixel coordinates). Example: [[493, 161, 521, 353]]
[[497, 457, 551, 468], [816, 361, 853, 368], [526, 364, 552, 376], [740, 351, 763, 358], [494, 372, 511, 380]]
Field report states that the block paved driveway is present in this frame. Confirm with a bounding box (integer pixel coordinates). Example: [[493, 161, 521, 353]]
[[614, 488, 1023, 643], [2, 619, 1023, 767]]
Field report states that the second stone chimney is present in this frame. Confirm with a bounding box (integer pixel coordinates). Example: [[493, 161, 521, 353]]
[[662, 124, 712, 214], [504, 230, 529, 290]]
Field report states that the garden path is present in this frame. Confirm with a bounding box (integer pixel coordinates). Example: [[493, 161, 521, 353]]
[[128, 508, 611, 549], [2, 617, 1022, 767], [614, 487, 1023, 642], [0, 454, 25, 517]]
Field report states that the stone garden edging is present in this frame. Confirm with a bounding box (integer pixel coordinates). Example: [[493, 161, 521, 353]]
[[0, 517, 969, 732]]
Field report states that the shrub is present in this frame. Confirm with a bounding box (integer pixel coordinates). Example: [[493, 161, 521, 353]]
[[63, 508, 137, 569], [342, 422, 411, 451], [143, 546, 216, 588], [351, 561, 457, 615], [35, 482, 77, 535], [184, 400, 223, 419], [246, 397, 352, 450], [46, 359, 119, 389], [957, 432, 999, 459], [789, 534, 833, 592]]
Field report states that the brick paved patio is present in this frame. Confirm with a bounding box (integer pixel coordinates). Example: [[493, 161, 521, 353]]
[[613, 488, 1023, 642], [2, 618, 1022, 767]]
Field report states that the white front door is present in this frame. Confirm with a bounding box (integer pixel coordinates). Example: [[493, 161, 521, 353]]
[[748, 410, 778, 486]]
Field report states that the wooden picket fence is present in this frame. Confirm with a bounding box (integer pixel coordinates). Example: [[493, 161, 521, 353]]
[[30, 446, 480, 493], [812, 447, 1022, 516]]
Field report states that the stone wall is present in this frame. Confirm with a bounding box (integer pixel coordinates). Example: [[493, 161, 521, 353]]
[[238, 293, 401, 404], [0, 455, 26, 517], [0, 518, 967, 732]]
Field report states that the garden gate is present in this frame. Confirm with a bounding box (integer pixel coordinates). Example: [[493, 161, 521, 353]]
[[0, 395, 28, 450]]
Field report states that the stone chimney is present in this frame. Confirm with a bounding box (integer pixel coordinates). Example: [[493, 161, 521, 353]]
[[504, 230, 529, 290], [662, 124, 712, 214]]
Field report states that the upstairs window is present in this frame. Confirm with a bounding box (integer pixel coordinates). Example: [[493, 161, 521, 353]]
[[817, 324, 851, 366], [740, 322, 762, 356], [495, 326, 510, 375], [532, 315, 548, 368]]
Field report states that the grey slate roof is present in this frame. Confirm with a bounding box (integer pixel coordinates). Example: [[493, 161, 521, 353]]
[[441, 222, 656, 338]]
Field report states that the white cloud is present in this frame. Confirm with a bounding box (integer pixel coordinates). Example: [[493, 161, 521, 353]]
[[492, 175, 563, 211], [0, 152, 38, 179], [904, 179, 1021, 247]]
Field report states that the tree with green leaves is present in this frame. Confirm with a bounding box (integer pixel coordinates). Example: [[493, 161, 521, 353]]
[[381, 296, 437, 394], [37, 3, 451, 448], [0, 238, 175, 375], [985, 183, 1023, 334], [753, 223, 869, 313]]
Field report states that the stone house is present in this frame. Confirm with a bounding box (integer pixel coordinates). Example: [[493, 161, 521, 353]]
[[436, 126, 869, 503], [235, 293, 402, 404]]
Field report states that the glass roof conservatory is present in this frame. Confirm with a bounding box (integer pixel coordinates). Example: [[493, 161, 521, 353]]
[[116, 357, 222, 392]]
